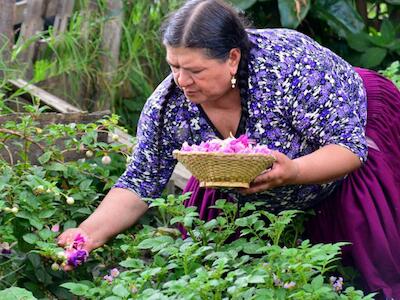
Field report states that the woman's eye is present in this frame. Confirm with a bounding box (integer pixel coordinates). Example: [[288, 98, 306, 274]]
[[191, 70, 202, 74]]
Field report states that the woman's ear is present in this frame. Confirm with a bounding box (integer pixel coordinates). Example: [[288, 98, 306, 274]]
[[228, 48, 241, 74]]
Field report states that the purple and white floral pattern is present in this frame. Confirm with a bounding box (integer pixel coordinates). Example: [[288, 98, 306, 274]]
[[115, 29, 367, 211]]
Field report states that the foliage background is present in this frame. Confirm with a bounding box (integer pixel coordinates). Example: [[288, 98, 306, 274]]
[[231, 0, 400, 70]]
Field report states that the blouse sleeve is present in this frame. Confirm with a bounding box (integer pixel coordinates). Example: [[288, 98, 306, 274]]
[[284, 44, 368, 162], [114, 75, 179, 199]]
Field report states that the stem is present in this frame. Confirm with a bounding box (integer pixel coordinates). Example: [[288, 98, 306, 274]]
[[0, 128, 45, 152], [0, 142, 14, 165], [183, 254, 189, 275], [186, 228, 196, 242], [250, 225, 263, 242], [355, 0, 368, 25]]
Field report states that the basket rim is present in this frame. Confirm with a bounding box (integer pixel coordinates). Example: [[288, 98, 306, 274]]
[[172, 149, 275, 158]]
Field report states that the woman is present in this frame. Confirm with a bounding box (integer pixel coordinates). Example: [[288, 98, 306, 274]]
[[58, 0, 400, 297]]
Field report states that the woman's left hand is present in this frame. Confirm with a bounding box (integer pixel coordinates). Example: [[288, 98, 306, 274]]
[[241, 151, 299, 194]]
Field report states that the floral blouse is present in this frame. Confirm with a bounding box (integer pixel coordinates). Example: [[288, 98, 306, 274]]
[[115, 29, 367, 211]]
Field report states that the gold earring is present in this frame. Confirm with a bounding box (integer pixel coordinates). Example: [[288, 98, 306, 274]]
[[231, 75, 237, 89]]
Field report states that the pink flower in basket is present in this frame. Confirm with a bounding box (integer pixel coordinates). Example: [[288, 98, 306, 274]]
[[173, 135, 275, 188]]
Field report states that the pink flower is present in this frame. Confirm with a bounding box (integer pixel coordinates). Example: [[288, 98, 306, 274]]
[[179, 134, 272, 155], [51, 224, 60, 232], [273, 274, 282, 287], [283, 281, 296, 289], [330, 276, 344, 293], [63, 234, 88, 267], [72, 234, 86, 249], [103, 274, 113, 283], [110, 268, 120, 278]]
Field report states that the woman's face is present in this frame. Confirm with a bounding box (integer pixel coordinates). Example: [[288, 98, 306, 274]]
[[165, 46, 240, 104]]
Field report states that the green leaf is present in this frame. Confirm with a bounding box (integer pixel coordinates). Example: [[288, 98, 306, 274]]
[[137, 236, 174, 251], [229, 0, 258, 10], [119, 258, 145, 268], [380, 18, 396, 43], [29, 218, 44, 230], [38, 209, 56, 219], [242, 242, 264, 254], [359, 47, 387, 68], [112, 284, 130, 298], [278, 0, 310, 28], [38, 228, 54, 240], [313, 0, 365, 37], [75, 207, 92, 215], [38, 151, 52, 165], [23, 233, 39, 244], [0, 287, 37, 300], [63, 220, 77, 230], [248, 274, 265, 284], [104, 297, 123, 300], [311, 275, 324, 289], [45, 162, 67, 172], [60, 283, 89, 296], [33, 60, 52, 83], [347, 32, 371, 51], [17, 212, 44, 230], [79, 179, 93, 191], [385, 0, 400, 4]]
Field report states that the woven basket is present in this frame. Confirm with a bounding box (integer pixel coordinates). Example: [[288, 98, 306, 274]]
[[173, 150, 276, 188]]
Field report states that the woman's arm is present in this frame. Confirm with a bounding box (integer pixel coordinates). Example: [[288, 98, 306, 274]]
[[79, 188, 148, 248], [242, 144, 362, 194], [58, 188, 148, 252], [292, 144, 362, 184]]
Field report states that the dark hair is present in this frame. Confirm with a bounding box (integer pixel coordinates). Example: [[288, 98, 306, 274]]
[[161, 0, 251, 104]]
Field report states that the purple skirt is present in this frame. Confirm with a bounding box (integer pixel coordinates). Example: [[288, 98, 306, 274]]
[[181, 68, 400, 298]]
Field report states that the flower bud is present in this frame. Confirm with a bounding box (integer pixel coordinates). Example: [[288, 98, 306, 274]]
[[101, 155, 112, 165], [111, 134, 119, 142], [57, 251, 67, 260], [66, 197, 75, 205], [85, 150, 94, 158], [131, 285, 138, 294], [51, 262, 60, 271], [11, 207, 19, 214], [34, 185, 45, 195]]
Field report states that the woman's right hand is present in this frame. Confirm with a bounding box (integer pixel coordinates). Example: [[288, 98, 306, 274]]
[[57, 227, 95, 271]]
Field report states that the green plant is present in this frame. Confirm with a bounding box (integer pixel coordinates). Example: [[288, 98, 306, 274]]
[[1, 0, 183, 135], [0, 100, 131, 298], [114, 0, 183, 133], [229, 0, 400, 70], [59, 196, 375, 299], [380, 60, 400, 88]]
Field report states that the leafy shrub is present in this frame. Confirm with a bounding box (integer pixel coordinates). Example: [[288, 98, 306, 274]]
[[0, 102, 131, 298], [59, 196, 375, 299], [230, 0, 400, 70], [380, 60, 400, 89], [0, 102, 375, 299]]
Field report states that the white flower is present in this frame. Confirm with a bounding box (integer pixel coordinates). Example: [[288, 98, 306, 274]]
[[85, 150, 94, 158], [66, 197, 75, 205], [101, 155, 112, 165]]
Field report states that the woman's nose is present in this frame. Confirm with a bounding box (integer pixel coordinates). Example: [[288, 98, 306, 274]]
[[176, 70, 193, 88]]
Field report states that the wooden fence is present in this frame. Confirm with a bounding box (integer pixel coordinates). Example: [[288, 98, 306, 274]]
[[0, 0, 191, 192], [0, 0, 123, 110]]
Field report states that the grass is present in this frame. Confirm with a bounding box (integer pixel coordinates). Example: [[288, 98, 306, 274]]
[[0, 0, 183, 134]]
